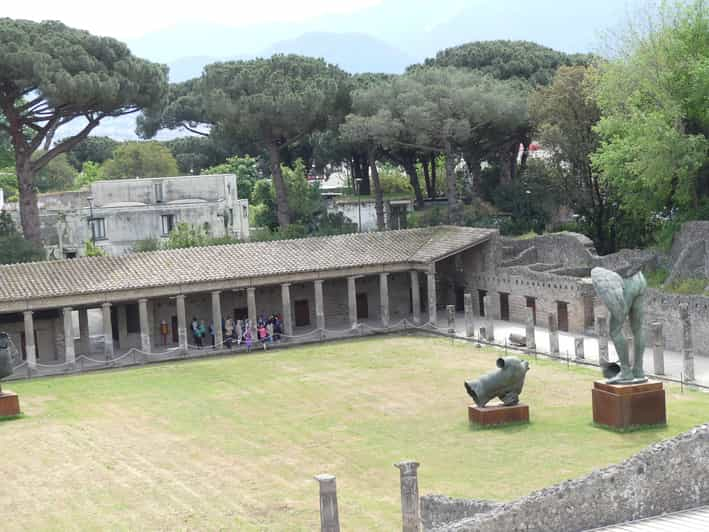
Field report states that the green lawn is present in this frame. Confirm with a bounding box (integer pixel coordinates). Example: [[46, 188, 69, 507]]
[[2, 336, 708, 531]]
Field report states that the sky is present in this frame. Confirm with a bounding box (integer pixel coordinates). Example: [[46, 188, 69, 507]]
[[3, 0, 384, 39]]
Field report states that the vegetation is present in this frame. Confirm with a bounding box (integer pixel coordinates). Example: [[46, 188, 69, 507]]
[[102, 142, 179, 179], [0, 18, 167, 243], [0, 210, 44, 264], [4, 336, 709, 529]]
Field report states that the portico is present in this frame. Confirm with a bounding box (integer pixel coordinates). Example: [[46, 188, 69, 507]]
[[0, 226, 497, 367]]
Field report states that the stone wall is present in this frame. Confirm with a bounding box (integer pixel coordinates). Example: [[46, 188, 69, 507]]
[[645, 289, 709, 354], [424, 424, 709, 531], [421, 496, 500, 531]]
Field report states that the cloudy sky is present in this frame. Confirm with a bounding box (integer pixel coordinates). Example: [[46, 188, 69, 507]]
[[4, 0, 384, 39]]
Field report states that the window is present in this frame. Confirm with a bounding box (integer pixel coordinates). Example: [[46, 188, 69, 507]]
[[90, 218, 106, 240], [154, 182, 164, 203], [161, 214, 176, 236]]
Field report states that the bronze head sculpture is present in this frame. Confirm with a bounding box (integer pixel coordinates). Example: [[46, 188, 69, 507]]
[[465, 356, 530, 407]]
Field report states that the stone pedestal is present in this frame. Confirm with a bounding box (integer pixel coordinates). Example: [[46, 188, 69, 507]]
[[0, 391, 20, 417], [592, 381, 666, 431], [468, 404, 529, 426]]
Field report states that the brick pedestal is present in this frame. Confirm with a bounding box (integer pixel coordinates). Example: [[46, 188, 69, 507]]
[[0, 391, 20, 417], [468, 404, 529, 426], [592, 381, 666, 431]]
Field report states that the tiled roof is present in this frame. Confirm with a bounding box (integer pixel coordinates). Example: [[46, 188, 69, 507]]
[[0, 226, 494, 304]]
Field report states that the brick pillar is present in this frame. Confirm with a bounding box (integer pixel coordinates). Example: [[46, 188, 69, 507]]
[[395, 461, 421, 532], [281, 283, 293, 337], [464, 293, 474, 337], [212, 291, 223, 347], [23, 310, 36, 368], [315, 474, 340, 532], [176, 295, 188, 352], [380, 273, 390, 328], [574, 337, 585, 360], [426, 271, 437, 326], [483, 296, 494, 342], [63, 307, 75, 366], [651, 321, 664, 376], [410, 271, 421, 325], [314, 280, 325, 331], [525, 307, 536, 352], [138, 298, 151, 354], [680, 303, 695, 382], [548, 313, 559, 356], [102, 303, 114, 359], [596, 316, 609, 366], [347, 276, 358, 329]]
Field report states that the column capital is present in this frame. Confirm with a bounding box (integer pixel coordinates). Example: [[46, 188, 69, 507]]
[[176, 293, 186, 300], [23, 309, 34, 316], [314, 279, 324, 285], [62, 306, 73, 313], [281, 282, 291, 288], [101, 302, 112, 309], [138, 297, 148, 304], [211, 290, 222, 296], [247, 286, 256, 293], [380, 271, 389, 277]]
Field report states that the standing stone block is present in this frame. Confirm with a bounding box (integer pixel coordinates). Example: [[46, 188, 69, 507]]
[[395, 461, 421, 532], [483, 296, 494, 343], [447, 305, 456, 334], [651, 322, 664, 376], [680, 304, 695, 382], [574, 337, 585, 360], [464, 293, 475, 338], [596, 316, 609, 366], [548, 313, 559, 356], [315, 474, 340, 532], [525, 307, 536, 353]]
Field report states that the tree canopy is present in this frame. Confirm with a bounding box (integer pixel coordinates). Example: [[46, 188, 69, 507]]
[[0, 18, 168, 242], [102, 141, 179, 179]]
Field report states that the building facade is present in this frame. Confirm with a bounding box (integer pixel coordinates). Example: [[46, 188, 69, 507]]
[[2, 174, 249, 258]]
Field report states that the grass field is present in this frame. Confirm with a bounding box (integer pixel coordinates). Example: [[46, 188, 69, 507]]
[[2, 335, 708, 531]]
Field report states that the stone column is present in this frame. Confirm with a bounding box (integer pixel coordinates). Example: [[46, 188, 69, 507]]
[[138, 298, 151, 354], [281, 283, 293, 337], [314, 474, 340, 532], [410, 271, 421, 325], [447, 305, 456, 334], [117, 304, 129, 349], [525, 307, 536, 352], [651, 322, 664, 376], [247, 287, 257, 333], [548, 313, 559, 356], [102, 303, 114, 359], [176, 295, 188, 352], [379, 273, 390, 328], [464, 293, 475, 337], [63, 307, 75, 366], [395, 461, 421, 532], [596, 316, 609, 366], [78, 308, 90, 355], [23, 310, 37, 368], [314, 280, 325, 331], [483, 296, 494, 342], [574, 337, 585, 360], [211, 291, 223, 347], [347, 276, 358, 329], [426, 271, 437, 326], [680, 303, 695, 382]]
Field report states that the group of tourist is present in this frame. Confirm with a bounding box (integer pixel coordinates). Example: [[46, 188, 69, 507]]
[[186, 314, 285, 351]]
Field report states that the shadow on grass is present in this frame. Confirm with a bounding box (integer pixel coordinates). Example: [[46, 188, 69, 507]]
[[468, 421, 532, 432], [590, 421, 667, 434]]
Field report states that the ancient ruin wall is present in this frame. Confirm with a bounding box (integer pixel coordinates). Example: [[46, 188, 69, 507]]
[[422, 424, 709, 532], [645, 289, 709, 354]]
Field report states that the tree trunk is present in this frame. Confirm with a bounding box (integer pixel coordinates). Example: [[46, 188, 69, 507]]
[[464, 154, 482, 197], [368, 149, 385, 230], [444, 143, 459, 223], [403, 160, 424, 208], [430, 154, 437, 197], [499, 141, 519, 185], [15, 155, 42, 243], [353, 152, 371, 195], [519, 136, 531, 174], [267, 142, 291, 229], [422, 157, 433, 199]]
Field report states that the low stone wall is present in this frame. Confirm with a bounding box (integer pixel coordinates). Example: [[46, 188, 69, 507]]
[[645, 289, 709, 354], [421, 496, 500, 530], [425, 424, 709, 531]]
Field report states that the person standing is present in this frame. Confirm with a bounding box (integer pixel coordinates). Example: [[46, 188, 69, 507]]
[[209, 321, 216, 349], [196, 320, 206, 349], [235, 319, 243, 345], [225, 316, 234, 349], [191, 317, 199, 347], [159, 319, 169, 346]]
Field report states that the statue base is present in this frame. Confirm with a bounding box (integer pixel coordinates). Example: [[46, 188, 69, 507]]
[[592, 380, 665, 431], [0, 391, 20, 417], [468, 404, 529, 426]]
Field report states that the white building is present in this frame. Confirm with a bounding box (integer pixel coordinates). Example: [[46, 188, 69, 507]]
[[3, 174, 249, 258]]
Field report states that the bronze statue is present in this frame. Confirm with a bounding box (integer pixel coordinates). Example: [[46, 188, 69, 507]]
[[465, 357, 530, 407], [0, 332, 14, 394], [591, 266, 647, 384]]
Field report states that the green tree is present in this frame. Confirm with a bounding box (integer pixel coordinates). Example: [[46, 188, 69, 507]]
[[102, 142, 180, 179], [73, 161, 106, 190], [0, 210, 44, 264], [0, 18, 168, 243], [62, 136, 119, 170], [165, 222, 209, 249], [35, 153, 76, 192], [140, 55, 350, 229], [164, 136, 227, 175], [592, 0, 709, 246], [204, 155, 263, 201]]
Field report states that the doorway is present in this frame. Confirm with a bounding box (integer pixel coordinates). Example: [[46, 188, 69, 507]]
[[455, 288, 465, 312], [356, 293, 369, 320], [234, 307, 248, 321], [171, 316, 179, 343], [557, 301, 569, 332], [499, 293, 510, 321], [526, 296, 537, 325], [478, 289, 488, 316], [294, 300, 310, 327]]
